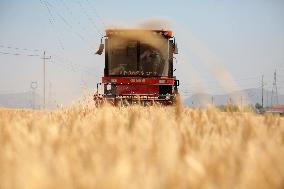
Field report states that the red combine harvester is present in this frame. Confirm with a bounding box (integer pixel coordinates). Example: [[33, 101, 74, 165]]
[[94, 29, 179, 105]]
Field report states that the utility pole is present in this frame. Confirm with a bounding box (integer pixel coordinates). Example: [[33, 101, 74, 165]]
[[240, 96, 243, 110], [211, 96, 214, 106], [228, 97, 232, 105], [261, 75, 264, 108], [30, 81, 38, 109], [271, 70, 278, 106], [42, 51, 51, 109], [49, 82, 52, 108], [266, 91, 269, 108]]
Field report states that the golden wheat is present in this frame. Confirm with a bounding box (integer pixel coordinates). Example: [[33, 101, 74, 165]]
[[0, 104, 283, 189]]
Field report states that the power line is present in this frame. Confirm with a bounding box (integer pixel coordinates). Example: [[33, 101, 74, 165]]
[[39, 0, 65, 50], [261, 75, 264, 107], [76, 0, 103, 36], [45, 1, 73, 28], [42, 51, 52, 109], [54, 0, 90, 34], [181, 74, 270, 97], [49, 60, 77, 73], [0, 45, 40, 52], [84, 0, 107, 28], [49, 53, 100, 78], [41, 0, 98, 55], [0, 51, 40, 57], [44, 1, 87, 42], [0, 45, 99, 78]]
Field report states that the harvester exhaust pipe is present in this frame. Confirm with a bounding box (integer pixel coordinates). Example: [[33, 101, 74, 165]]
[[173, 37, 179, 54]]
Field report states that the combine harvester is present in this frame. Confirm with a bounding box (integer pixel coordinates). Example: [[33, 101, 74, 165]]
[[94, 29, 180, 106]]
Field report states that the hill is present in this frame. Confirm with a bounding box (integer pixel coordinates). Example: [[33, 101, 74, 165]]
[[184, 88, 284, 107], [0, 91, 42, 109]]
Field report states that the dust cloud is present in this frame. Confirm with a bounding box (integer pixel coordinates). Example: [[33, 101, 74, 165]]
[[105, 18, 249, 106]]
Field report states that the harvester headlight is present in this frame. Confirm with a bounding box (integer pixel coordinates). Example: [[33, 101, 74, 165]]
[[165, 94, 170, 100]]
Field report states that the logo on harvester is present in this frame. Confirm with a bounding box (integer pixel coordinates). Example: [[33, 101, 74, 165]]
[[159, 80, 169, 84], [130, 79, 146, 83]]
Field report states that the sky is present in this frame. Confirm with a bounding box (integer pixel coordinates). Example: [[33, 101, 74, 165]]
[[0, 0, 284, 105]]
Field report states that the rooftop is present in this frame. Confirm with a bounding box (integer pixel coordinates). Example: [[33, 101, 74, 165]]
[[105, 29, 173, 38]]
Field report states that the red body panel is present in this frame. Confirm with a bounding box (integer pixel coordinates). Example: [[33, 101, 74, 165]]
[[102, 77, 175, 85], [116, 85, 159, 95]]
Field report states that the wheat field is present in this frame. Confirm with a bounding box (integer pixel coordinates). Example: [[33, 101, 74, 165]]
[[0, 103, 284, 189]]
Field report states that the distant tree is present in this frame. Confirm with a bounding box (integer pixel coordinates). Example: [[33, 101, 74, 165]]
[[217, 104, 240, 112], [255, 103, 262, 110]]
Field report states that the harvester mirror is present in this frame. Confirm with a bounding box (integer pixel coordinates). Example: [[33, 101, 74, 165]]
[[95, 44, 104, 55], [95, 37, 105, 55], [174, 43, 178, 54], [172, 57, 177, 72]]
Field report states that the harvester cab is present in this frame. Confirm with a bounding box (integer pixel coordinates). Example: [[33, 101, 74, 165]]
[[94, 29, 179, 105]]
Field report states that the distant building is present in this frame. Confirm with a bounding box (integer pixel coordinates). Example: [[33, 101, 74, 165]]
[[266, 105, 284, 115]]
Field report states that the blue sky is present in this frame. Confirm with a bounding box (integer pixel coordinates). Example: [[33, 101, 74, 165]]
[[0, 0, 284, 105]]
